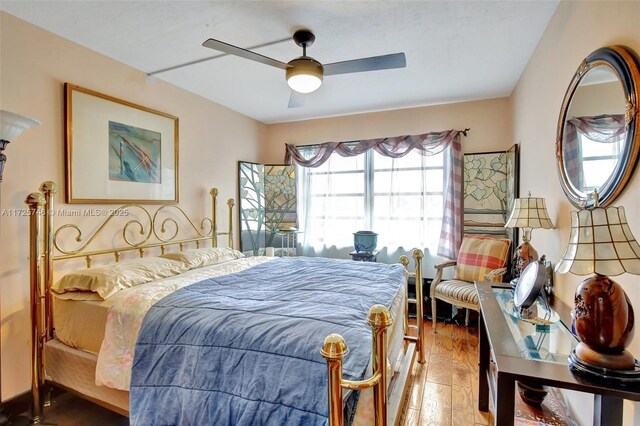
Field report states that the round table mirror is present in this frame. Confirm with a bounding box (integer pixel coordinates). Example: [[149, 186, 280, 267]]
[[556, 46, 640, 208], [514, 260, 546, 309]]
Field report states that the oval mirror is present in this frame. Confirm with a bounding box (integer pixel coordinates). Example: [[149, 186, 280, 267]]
[[556, 46, 640, 208]]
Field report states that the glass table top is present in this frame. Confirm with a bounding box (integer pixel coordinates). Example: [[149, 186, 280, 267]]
[[493, 288, 579, 364]]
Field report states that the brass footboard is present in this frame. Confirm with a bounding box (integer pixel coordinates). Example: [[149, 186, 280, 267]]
[[322, 305, 391, 426], [321, 249, 425, 426]]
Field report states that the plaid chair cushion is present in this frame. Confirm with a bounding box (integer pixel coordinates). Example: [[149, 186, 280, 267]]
[[454, 236, 511, 283]]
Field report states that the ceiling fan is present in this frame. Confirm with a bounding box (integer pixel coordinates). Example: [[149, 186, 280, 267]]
[[202, 29, 406, 108]]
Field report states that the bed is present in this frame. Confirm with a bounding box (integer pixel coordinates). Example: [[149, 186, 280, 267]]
[[25, 181, 427, 426]]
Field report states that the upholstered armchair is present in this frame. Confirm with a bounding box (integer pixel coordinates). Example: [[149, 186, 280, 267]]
[[430, 236, 511, 331]]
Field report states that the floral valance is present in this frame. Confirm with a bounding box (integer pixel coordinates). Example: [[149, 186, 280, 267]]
[[285, 129, 465, 168], [567, 114, 627, 143]]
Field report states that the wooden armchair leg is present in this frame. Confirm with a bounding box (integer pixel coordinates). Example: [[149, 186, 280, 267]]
[[431, 297, 437, 332]]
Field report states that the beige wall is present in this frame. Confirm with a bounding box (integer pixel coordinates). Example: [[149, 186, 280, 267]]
[[511, 1, 640, 423], [261, 97, 512, 163], [0, 12, 265, 400], [569, 81, 626, 117]]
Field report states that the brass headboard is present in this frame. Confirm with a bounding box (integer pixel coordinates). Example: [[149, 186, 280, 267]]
[[24, 181, 235, 422]]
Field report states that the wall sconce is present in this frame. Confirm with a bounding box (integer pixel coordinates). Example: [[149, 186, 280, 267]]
[[0, 110, 41, 181]]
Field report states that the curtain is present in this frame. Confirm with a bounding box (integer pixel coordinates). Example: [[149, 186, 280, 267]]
[[563, 114, 626, 189], [296, 151, 366, 259], [569, 114, 627, 142], [286, 130, 460, 166], [370, 150, 447, 263], [438, 135, 463, 259], [287, 130, 464, 259]]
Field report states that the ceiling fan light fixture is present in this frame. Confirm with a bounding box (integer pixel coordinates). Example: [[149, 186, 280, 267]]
[[202, 29, 406, 107], [286, 57, 323, 94]]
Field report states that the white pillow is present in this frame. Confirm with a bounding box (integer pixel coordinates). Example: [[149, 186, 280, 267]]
[[160, 247, 245, 270], [52, 257, 188, 300]]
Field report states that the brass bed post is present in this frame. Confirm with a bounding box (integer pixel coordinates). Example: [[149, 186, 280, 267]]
[[399, 255, 410, 349], [26, 192, 45, 423], [40, 181, 57, 341], [369, 305, 390, 425], [321, 335, 346, 426], [321, 305, 392, 426], [399, 250, 426, 364], [413, 249, 426, 364], [227, 198, 234, 249], [210, 188, 218, 247]]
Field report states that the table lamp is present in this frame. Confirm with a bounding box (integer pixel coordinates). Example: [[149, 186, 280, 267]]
[[556, 195, 640, 370], [0, 110, 40, 425], [505, 192, 555, 278]]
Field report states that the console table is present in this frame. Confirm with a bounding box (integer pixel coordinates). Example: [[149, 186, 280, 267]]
[[476, 282, 640, 426]]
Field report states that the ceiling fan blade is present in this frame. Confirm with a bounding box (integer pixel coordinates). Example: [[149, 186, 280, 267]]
[[288, 91, 305, 108], [202, 38, 289, 70], [324, 52, 406, 76]]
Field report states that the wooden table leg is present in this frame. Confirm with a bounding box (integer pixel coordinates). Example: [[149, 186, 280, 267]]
[[478, 311, 490, 412], [495, 373, 515, 426], [593, 395, 623, 426]]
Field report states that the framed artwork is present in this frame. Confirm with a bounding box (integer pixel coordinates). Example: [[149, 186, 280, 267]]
[[65, 84, 179, 203]]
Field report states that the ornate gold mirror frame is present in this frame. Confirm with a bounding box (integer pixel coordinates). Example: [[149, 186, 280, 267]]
[[556, 45, 640, 208]]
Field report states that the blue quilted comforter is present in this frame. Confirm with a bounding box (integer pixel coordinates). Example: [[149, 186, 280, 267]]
[[130, 257, 405, 425]]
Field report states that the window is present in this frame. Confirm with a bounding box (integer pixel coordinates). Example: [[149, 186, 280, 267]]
[[303, 152, 366, 248], [299, 149, 446, 253], [578, 133, 622, 192]]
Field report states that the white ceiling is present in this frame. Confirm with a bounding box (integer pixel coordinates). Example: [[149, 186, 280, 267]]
[[1, 1, 559, 124]]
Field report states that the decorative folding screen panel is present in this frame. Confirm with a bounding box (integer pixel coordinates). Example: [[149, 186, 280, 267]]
[[238, 162, 297, 256]]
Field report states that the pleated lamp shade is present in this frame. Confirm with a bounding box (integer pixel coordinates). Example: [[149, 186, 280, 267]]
[[556, 206, 640, 276]]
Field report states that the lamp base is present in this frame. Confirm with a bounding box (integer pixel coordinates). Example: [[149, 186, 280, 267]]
[[569, 349, 640, 382], [574, 342, 636, 370], [574, 274, 635, 370], [512, 241, 538, 278]]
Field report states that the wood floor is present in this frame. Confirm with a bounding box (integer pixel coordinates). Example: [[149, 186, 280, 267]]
[[15, 321, 565, 425], [400, 322, 492, 426]]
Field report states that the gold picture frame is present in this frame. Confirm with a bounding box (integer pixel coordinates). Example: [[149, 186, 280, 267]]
[[65, 83, 179, 204]]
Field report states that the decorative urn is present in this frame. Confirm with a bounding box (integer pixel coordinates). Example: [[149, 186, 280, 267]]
[[353, 231, 378, 253]]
